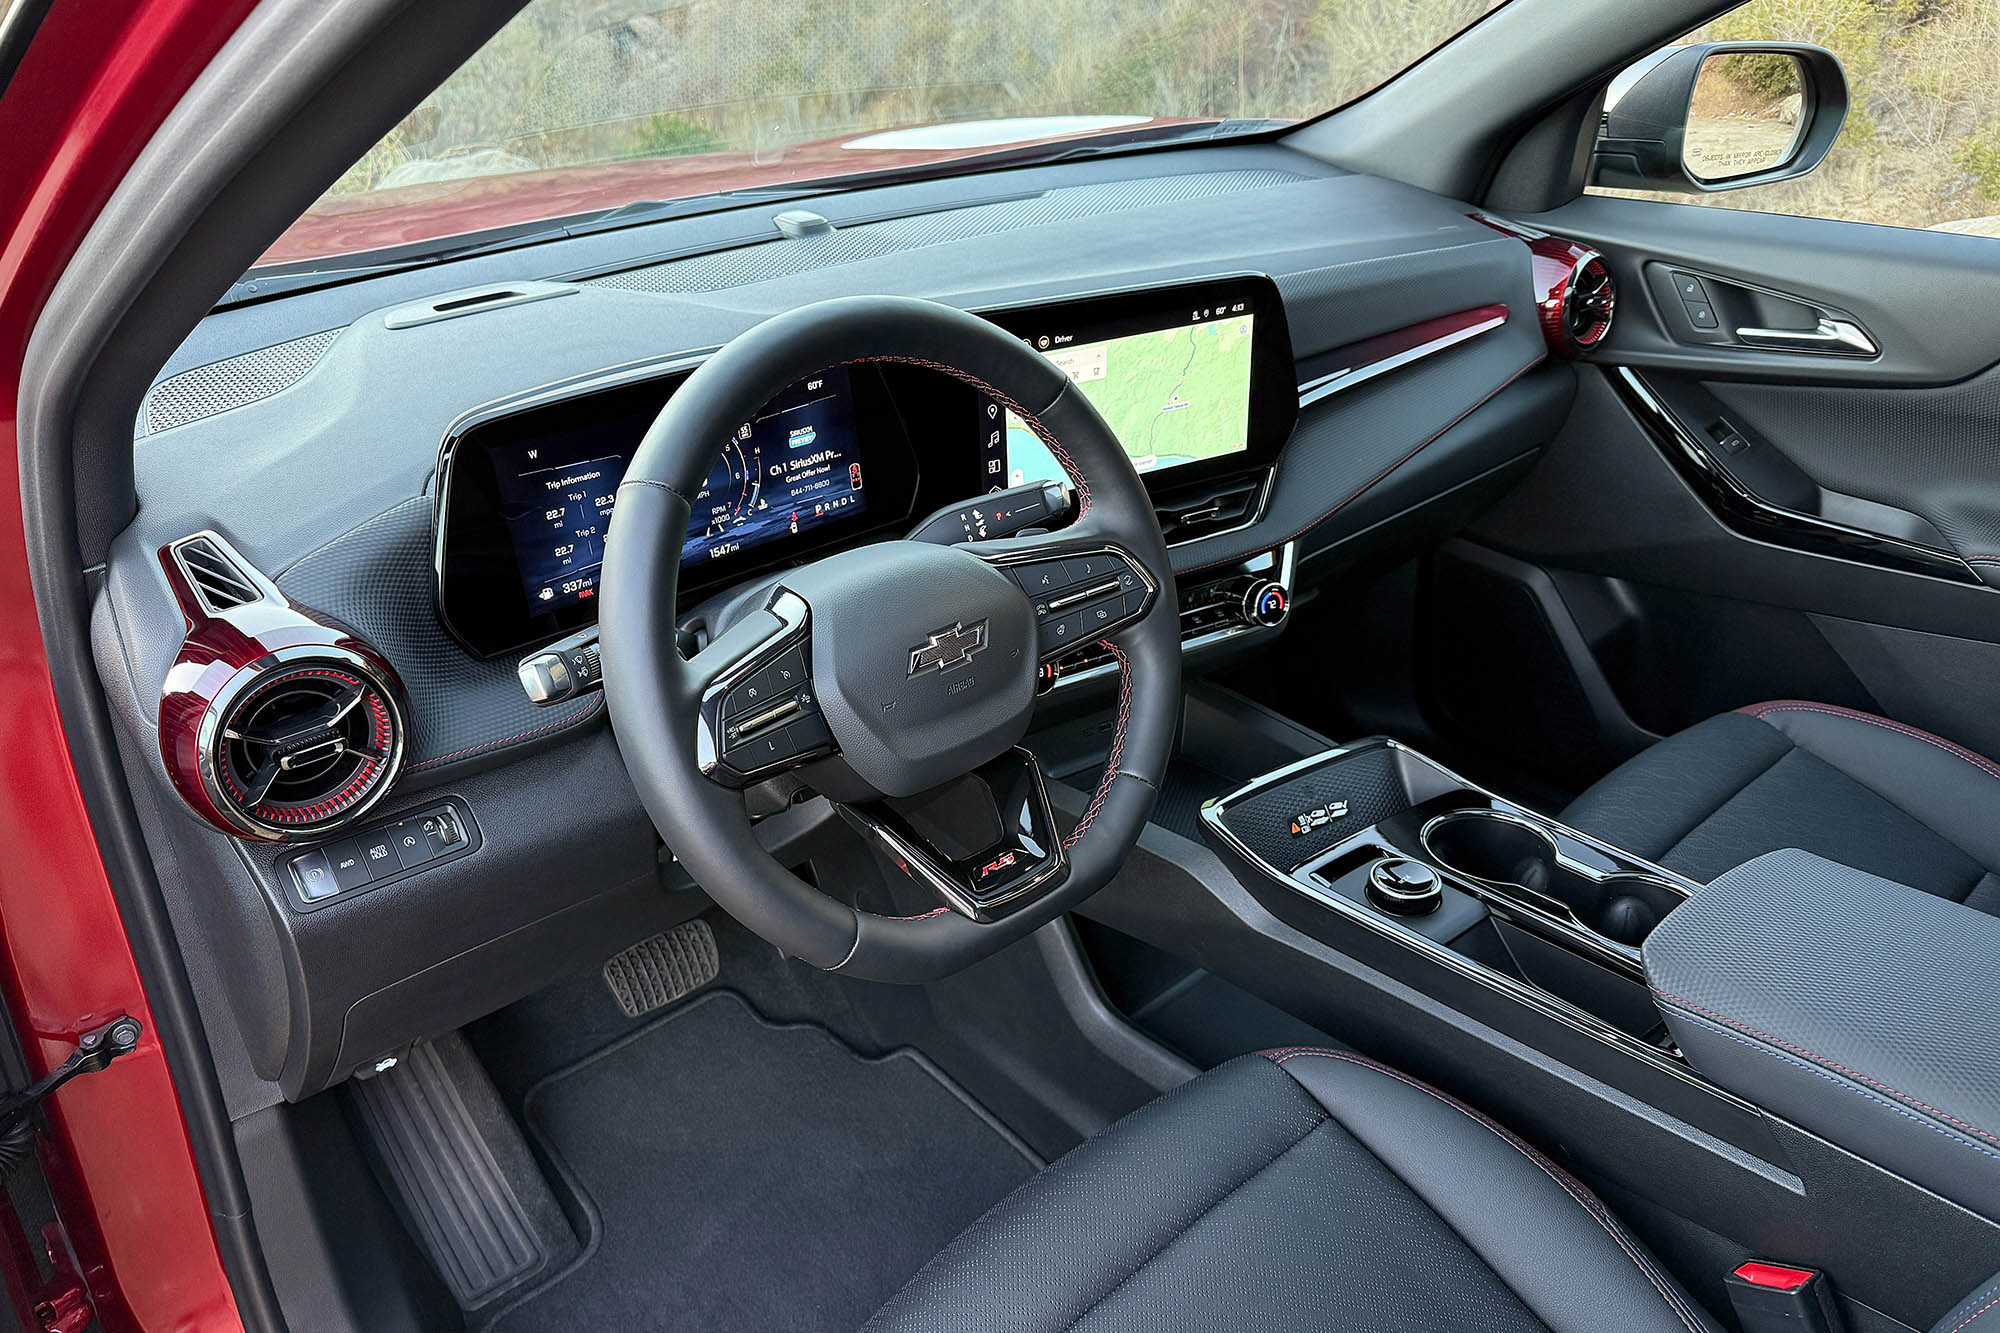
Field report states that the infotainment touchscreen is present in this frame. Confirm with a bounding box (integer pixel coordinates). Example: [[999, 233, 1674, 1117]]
[[982, 299, 1256, 490], [486, 368, 867, 613]]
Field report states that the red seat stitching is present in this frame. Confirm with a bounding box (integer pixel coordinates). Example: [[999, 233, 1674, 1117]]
[[1946, 1290, 2000, 1332], [1736, 700, 2000, 785], [1261, 1047, 1706, 1333], [1649, 985, 2000, 1149]]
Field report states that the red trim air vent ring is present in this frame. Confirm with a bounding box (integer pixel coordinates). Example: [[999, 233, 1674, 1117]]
[[196, 646, 407, 840], [1563, 252, 1615, 349]]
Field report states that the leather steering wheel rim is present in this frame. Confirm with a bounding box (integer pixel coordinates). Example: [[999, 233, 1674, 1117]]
[[600, 295, 1178, 982]]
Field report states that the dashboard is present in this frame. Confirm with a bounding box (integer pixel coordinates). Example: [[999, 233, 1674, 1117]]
[[105, 145, 1579, 1101], [434, 275, 1295, 657]]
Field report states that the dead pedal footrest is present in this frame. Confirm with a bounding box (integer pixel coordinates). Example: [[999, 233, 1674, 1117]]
[[349, 1033, 574, 1309]]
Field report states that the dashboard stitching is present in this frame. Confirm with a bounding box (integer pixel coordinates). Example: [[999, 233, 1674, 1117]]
[[828, 355, 1090, 516], [1066, 640, 1130, 848], [1180, 353, 1544, 576], [406, 691, 605, 770]]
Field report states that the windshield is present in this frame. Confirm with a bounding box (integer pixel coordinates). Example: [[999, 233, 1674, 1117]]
[[262, 0, 1509, 271]]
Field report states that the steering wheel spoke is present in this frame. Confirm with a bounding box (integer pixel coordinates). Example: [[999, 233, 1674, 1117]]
[[835, 747, 1067, 921], [690, 589, 838, 787], [973, 536, 1162, 663]]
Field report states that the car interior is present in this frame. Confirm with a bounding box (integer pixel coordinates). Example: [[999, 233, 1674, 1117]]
[[22, 0, 2000, 1328]]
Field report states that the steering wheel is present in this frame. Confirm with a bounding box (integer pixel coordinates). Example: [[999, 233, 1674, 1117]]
[[600, 296, 1178, 982]]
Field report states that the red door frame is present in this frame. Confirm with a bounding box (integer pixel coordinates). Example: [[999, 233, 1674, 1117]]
[[0, 0, 261, 1328]]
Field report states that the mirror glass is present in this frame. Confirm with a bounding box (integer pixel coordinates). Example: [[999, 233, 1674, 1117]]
[[1683, 51, 1807, 183]]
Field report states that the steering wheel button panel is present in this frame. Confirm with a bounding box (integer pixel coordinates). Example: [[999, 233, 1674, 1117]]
[[765, 646, 809, 693], [1014, 563, 1066, 596]]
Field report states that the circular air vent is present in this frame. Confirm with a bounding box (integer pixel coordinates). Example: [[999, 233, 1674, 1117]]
[[202, 652, 404, 838], [1562, 252, 1616, 349]]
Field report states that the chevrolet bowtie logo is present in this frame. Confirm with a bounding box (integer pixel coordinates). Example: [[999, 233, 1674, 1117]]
[[908, 620, 988, 676]]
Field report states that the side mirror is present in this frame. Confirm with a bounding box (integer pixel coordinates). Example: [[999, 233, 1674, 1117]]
[[1590, 42, 1847, 193]]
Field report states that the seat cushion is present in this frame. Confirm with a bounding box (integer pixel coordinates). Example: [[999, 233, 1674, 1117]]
[[1562, 701, 2000, 911], [864, 1050, 1718, 1333]]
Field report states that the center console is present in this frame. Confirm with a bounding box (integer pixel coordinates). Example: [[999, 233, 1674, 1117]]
[[1054, 698, 2000, 1331], [1202, 738, 1697, 1045]]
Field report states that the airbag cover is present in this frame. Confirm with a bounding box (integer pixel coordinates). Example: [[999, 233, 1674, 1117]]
[[784, 543, 1035, 797]]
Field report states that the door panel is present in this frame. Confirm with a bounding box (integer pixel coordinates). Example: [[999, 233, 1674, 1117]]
[[1447, 184, 2000, 783]]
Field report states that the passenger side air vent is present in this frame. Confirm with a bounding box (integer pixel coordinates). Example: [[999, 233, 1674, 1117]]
[[172, 534, 267, 613], [1527, 236, 1617, 357], [1562, 254, 1616, 350], [157, 531, 408, 841], [1153, 472, 1270, 546]]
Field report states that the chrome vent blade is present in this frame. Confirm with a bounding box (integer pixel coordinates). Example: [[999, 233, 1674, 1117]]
[[175, 536, 265, 613]]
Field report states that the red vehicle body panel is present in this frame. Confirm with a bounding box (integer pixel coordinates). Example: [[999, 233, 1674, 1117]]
[[0, 0, 259, 1328], [258, 119, 1226, 269]]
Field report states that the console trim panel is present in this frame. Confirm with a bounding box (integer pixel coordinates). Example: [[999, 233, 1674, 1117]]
[[1199, 739, 1736, 1103]]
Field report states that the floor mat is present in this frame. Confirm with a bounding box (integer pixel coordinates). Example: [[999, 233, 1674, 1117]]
[[484, 990, 1041, 1333]]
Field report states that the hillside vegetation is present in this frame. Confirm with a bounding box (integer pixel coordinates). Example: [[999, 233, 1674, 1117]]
[[333, 0, 1999, 236], [1639, 0, 2000, 231], [331, 0, 1502, 193]]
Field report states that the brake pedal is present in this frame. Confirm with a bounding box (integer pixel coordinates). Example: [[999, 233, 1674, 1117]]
[[603, 920, 719, 1019]]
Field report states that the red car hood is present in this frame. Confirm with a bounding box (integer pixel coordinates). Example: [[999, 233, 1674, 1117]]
[[257, 119, 1224, 269]]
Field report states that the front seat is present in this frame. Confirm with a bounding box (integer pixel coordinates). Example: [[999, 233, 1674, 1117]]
[[1562, 701, 2000, 909], [865, 1049, 1719, 1332]]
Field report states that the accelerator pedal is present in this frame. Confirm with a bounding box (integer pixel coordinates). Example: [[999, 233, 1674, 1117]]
[[603, 919, 720, 1019]]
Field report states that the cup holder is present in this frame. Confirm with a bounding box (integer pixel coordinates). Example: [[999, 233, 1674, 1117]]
[[1591, 874, 1681, 945], [1421, 811, 1678, 946], [1420, 811, 1559, 895]]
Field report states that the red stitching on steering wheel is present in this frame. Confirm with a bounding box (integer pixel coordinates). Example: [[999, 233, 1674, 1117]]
[[1066, 641, 1130, 849], [825, 354, 1131, 928], [830, 355, 1091, 516]]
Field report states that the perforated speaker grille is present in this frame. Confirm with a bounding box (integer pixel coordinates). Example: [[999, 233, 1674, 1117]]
[[143, 328, 341, 435]]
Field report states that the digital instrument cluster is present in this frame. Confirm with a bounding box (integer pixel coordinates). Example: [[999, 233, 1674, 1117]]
[[434, 275, 1293, 658]]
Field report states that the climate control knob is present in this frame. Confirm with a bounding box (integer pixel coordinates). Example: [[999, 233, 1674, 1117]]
[[1241, 579, 1289, 627]]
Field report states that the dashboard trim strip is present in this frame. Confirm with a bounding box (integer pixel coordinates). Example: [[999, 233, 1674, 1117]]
[[1296, 304, 1510, 409]]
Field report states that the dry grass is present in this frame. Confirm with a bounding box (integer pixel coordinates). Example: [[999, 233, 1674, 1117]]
[[328, 0, 1504, 195], [1601, 0, 2000, 232]]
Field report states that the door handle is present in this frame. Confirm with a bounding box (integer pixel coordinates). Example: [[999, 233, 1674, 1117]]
[[1734, 317, 1877, 356]]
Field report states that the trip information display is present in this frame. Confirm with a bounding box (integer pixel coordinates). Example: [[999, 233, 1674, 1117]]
[[489, 369, 867, 613], [979, 300, 1255, 491]]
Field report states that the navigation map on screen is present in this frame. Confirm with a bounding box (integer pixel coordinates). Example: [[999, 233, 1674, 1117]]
[[1002, 311, 1254, 488]]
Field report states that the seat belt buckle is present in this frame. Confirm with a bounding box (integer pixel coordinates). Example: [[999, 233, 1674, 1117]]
[[1726, 1261, 1844, 1333]]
